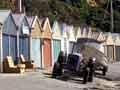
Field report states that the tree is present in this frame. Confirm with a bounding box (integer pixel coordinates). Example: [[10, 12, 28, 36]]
[[0, 0, 120, 32]]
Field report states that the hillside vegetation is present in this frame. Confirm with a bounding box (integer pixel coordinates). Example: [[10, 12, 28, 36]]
[[0, 0, 120, 32]]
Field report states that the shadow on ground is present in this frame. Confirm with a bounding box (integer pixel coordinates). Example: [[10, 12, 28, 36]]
[[42, 72, 84, 84]]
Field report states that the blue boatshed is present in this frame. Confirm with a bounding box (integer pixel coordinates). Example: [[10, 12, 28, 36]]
[[12, 13, 30, 63], [0, 10, 17, 64]]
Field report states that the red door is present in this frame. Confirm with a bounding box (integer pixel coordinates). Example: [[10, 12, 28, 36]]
[[43, 39, 52, 68]]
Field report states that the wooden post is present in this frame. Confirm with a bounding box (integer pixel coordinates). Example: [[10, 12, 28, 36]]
[[17, 26, 19, 63], [0, 23, 3, 72], [114, 44, 116, 61]]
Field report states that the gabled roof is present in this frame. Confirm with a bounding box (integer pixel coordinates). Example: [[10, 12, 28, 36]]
[[52, 21, 60, 32], [87, 27, 92, 38], [40, 17, 52, 32], [52, 21, 62, 39], [82, 28, 87, 38], [0, 10, 11, 24], [30, 16, 43, 31], [39, 18, 46, 28], [26, 16, 35, 27], [60, 23, 67, 35], [111, 33, 120, 45], [81, 26, 84, 36], [67, 25, 76, 41], [65, 25, 71, 38], [74, 27, 79, 37], [76, 27, 82, 38], [111, 33, 120, 41], [60, 23, 69, 38], [104, 32, 112, 40], [91, 32, 99, 40], [114, 34, 120, 46], [12, 13, 25, 27], [104, 32, 115, 45], [80, 25, 90, 38], [97, 32, 106, 42]]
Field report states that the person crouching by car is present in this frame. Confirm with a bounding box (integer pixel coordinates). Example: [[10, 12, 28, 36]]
[[81, 59, 89, 84], [52, 51, 65, 78], [88, 57, 96, 82]]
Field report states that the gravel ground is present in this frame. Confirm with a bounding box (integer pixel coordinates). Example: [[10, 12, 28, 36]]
[[0, 70, 119, 90], [94, 62, 120, 81], [104, 62, 120, 81], [0, 62, 119, 90]]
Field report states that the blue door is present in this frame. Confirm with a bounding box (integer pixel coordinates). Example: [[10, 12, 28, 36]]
[[19, 37, 29, 60], [31, 38, 41, 68], [10, 36, 17, 62], [53, 40, 61, 62], [3, 34, 9, 60]]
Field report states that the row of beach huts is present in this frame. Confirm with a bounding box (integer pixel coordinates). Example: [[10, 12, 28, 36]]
[[0, 10, 120, 69]]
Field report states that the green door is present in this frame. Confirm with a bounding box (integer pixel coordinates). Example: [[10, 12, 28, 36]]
[[53, 40, 61, 62], [31, 38, 42, 68]]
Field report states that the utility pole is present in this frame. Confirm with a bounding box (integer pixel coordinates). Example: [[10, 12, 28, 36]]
[[110, 0, 114, 32], [19, 0, 22, 13]]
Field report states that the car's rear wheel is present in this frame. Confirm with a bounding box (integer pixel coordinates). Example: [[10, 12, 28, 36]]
[[102, 66, 108, 76]]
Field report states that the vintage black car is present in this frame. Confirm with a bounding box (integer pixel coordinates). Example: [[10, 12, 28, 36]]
[[63, 50, 108, 78], [68, 44, 109, 76]]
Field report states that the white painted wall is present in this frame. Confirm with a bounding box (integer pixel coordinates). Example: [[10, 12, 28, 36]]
[[61, 38, 69, 55]]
